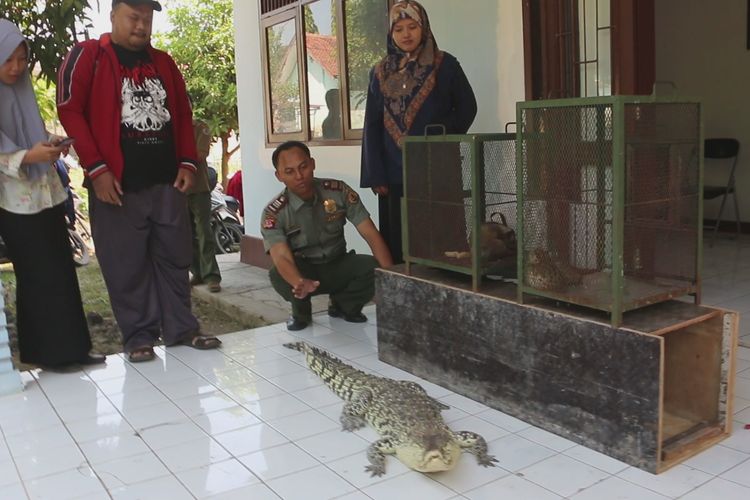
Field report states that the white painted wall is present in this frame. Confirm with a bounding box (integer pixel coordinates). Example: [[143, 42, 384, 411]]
[[655, 0, 750, 222], [233, 0, 526, 252]]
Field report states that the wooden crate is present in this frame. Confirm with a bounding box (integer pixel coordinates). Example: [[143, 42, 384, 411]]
[[655, 311, 736, 468], [375, 266, 738, 473]]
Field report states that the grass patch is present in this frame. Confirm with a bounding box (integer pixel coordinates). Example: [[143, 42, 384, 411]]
[[2, 255, 265, 368]]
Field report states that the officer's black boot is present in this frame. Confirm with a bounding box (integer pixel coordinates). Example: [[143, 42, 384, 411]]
[[328, 299, 367, 323], [287, 299, 312, 331], [286, 316, 310, 331]]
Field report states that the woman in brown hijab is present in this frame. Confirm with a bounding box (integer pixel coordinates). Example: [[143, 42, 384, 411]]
[[360, 0, 477, 263]]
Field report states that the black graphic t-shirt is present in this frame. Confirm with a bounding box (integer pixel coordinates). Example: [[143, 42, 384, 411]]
[[112, 43, 178, 192]]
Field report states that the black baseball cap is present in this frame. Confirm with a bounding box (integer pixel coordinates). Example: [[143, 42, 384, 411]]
[[112, 0, 162, 11]]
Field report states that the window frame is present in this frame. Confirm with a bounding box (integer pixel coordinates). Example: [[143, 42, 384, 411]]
[[261, 9, 307, 143], [259, 0, 391, 146]]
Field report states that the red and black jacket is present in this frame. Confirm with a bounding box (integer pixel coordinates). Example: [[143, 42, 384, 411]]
[[57, 34, 198, 182]]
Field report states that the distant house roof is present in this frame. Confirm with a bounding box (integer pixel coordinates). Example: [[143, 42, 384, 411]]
[[306, 33, 339, 78]]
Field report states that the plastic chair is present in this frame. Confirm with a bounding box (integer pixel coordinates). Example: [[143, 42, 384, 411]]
[[704, 138, 740, 243]]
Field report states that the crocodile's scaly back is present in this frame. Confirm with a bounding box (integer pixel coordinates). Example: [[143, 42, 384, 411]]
[[284, 341, 383, 402], [283, 341, 498, 476]]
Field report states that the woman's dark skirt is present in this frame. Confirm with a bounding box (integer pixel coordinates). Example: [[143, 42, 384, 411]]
[[0, 203, 91, 366]]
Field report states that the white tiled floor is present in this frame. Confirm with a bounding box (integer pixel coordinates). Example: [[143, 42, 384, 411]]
[[2, 237, 750, 499]]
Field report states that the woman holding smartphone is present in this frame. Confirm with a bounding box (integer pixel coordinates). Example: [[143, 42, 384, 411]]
[[0, 20, 104, 370]]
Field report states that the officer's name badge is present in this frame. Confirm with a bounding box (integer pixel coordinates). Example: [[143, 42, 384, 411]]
[[324, 199, 337, 213]]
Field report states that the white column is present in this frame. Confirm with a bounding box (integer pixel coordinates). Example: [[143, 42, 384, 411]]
[[0, 277, 22, 396]]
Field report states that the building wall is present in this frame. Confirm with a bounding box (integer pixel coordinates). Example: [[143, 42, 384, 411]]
[[234, 0, 526, 252], [655, 0, 750, 222]]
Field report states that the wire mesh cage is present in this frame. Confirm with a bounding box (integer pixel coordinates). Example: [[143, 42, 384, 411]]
[[516, 96, 702, 326], [402, 132, 517, 290]]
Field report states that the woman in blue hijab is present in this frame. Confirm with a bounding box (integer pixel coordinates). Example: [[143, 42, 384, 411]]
[[0, 20, 104, 369]]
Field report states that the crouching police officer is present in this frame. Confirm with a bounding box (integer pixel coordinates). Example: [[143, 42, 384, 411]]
[[261, 141, 393, 331]]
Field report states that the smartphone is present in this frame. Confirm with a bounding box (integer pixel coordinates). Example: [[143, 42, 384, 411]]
[[56, 137, 75, 147]]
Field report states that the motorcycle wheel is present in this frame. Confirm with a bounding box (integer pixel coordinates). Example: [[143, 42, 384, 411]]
[[74, 210, 93, 243], [69, 229, 90, 266], [214, 221, 243, 254]]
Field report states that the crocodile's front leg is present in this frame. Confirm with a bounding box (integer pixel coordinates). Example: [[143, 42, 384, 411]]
[[340, 388, 372, 431], [365, 437, 396, 477], [454, 431, 497, 467]]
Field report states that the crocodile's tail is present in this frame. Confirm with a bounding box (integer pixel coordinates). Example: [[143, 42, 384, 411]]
[[283, 341, 344, 365], [283, 341, 306, 352], [283, 341, 369, 401]]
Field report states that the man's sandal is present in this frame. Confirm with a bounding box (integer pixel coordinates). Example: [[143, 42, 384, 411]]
[[177, 335, 222, 350], [128, 346, 156, 363]]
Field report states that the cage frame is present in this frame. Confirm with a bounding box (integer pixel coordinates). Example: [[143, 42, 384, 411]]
[[402, 132, 516, 291], [515, 95, 704, 327]]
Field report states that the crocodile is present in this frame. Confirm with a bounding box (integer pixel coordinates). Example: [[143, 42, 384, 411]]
[[283, 341, 498, 476]]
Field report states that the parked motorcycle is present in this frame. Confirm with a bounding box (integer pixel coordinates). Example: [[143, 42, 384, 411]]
[[210, 183, 244, 254], [56, 160, 91, 266]]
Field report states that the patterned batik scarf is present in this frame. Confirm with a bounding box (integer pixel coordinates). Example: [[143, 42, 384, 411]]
[[375, 0, 444, 147]]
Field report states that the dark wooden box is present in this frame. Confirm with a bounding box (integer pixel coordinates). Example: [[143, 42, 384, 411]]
[[375, 266, 738, 473]]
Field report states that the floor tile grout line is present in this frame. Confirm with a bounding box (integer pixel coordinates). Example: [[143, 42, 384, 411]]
[[91, 352, 239, 499], [460, 458, 566, 499], [316, 458, 411, 498], [226, 327, 539, 498], [708, 455, 750, 489], [0, 241, 744, 496], [615, 466, 717, 499], [20, 268, 750, 498], [174, 325, 453, 496], [16, 370, 115, 499], [166, 346, 380, 499], [110, 335, 387, 497], [33, 360, 712, 500], [106, 381, 266, 498], [79, 366, 197, 500], [0, 416, 33, 500]]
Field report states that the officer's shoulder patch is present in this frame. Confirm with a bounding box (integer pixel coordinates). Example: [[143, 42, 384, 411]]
[[265, 194, 288, 214], [262, 215, 277, 229], [345, 185, 360, 205], [322, 179, 343, 191]]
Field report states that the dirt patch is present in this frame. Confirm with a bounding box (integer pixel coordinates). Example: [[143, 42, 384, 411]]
[[2, 257, 266, 370]]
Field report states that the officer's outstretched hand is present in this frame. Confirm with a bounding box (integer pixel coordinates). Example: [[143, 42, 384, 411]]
[[293, 278, 320, 299]]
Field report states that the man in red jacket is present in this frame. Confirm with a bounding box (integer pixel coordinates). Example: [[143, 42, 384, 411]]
[[57, 0, 221, 362]]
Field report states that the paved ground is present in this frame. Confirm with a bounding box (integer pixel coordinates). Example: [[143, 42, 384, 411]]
[[196, 248, 750, 349], [0, 241, 749, 498], [190, 253, 329, 327]]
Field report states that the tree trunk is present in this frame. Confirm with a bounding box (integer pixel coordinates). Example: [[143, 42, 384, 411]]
[[220, 133, 230, 188], [220, 131, 241, 188]]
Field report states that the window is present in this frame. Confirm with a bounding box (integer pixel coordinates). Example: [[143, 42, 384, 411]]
[[576, 0, 612, 97], [522, 0, 654, 99], [260, 0, 390, 145], [267, 17, 303, 135]]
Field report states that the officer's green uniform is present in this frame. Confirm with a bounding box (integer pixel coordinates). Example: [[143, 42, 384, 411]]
[[261, 178, 378, 322]]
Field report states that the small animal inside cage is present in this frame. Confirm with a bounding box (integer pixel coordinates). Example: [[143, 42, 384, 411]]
[[402, 133, 518, 289], [517, 96, 701, 326]]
